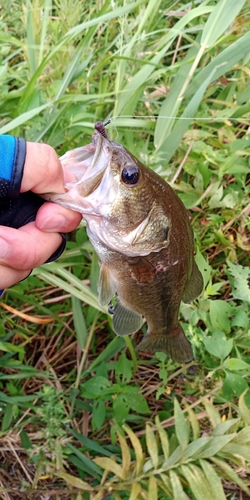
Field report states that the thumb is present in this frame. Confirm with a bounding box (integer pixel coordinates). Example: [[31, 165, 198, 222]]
[[20, 142, 75, 194]]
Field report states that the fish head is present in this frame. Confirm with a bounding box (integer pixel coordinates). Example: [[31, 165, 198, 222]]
[[46, 125, 170, 256]]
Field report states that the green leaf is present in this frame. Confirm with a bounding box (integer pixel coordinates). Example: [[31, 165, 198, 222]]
[[222, 371, 249, 400], [81, 376, 112, 397], [199, 459, 226, 500], [113, 394, 130, 424], [212, 419, 240, 437], [196, 435, 235, 459], [203, 399, 221, 428], [183, 437, 212, 460], [209, 300, 232, 333], [227, 261, 250, 302], [223, 358, 250, 372], [181, 464, 214, 500], [92, 399, 106, 430], [203, 330, 233, 359], [20, 430, 32, 450], [1, 403, 13, 432], [194, 250, 212, 289], [232, 309, 249, 329], [174, 398, 189, 448], [170, 470, 190, 500], [115, 352, 133, 383], [211, 457, 250, 496], [124, 392, 149, 414]]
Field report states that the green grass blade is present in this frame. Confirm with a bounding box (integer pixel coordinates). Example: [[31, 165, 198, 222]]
[[157, 68, 217, 160], [154, 41, 200, 149], [201, 0, 246, 48], [0, 103, 50, 134], [115, 4, 213, 117], [66, 0, 145, 38], [36, 268, 106, 313], [38, 0, 52, 66], [25, 0, 37, 75], [71, 296, 88, 350], [67, 442, 102, 478], [185, 31, 250, 99]]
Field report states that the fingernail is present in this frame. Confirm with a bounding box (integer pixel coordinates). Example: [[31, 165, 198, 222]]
[[40, 213, 66, 231], [0, 238, 10, 259]]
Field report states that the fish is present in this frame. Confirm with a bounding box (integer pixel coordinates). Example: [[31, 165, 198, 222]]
[[45, 121, 203, 363]]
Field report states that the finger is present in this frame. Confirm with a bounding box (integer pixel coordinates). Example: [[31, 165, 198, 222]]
[[20, 143, 76, 194], [0, 222, 63, 270], [36, 202, 82, 232], [0, 266, 31, 290]]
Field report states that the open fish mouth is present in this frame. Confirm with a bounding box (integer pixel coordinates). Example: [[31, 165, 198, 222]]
[[44, 124, 115, 215], [61, 128, 110, 198]]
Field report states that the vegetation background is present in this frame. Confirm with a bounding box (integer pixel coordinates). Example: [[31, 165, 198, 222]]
[[0, 0, 250, 498]]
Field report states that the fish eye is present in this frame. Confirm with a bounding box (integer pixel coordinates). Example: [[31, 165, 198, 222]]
[[121, 165, 140, 186]]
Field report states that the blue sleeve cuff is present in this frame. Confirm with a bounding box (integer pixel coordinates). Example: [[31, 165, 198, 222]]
[[0, 135, 15, 181], [0, 136, 26, 199]]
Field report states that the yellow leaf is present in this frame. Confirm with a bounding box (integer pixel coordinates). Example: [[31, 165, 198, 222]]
[[117, 431, 131, 473], [146, 423, 158, 469], [94, 457, 126, 480], [147, 476, 158, 500], [0, 302, 54, 324], [155, 416, 169, 460], [129, 482, 142, 500], [57, 472, 91, 490], [239, 390, 250, 426], [123, 425, 144, 475]]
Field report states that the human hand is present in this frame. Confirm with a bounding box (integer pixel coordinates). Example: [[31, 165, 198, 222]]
[[0, 142, 82, 289]]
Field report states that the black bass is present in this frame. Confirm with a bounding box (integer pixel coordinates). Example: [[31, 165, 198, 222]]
[[46, 122, 203, 363]]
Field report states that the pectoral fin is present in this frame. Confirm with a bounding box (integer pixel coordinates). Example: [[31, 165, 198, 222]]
[[182, 261, 203, 303], [113, 300, 144, 337], [98, 264, 116, 306]]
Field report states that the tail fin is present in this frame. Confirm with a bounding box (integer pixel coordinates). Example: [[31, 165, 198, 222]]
[[137, 324, 193, 363]]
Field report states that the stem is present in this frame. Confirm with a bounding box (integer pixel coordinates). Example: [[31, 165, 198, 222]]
[[124, 336, 138, 376]]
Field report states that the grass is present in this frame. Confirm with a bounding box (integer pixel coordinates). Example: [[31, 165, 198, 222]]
[[0, 0, 250, 498]]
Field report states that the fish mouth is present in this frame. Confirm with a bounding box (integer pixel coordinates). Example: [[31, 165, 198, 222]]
[[61, 129, 110, 197], [44, 127, 115, 216]]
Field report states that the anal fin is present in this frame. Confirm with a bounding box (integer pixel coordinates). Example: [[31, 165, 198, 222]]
[[113, 300, 144, 337]]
